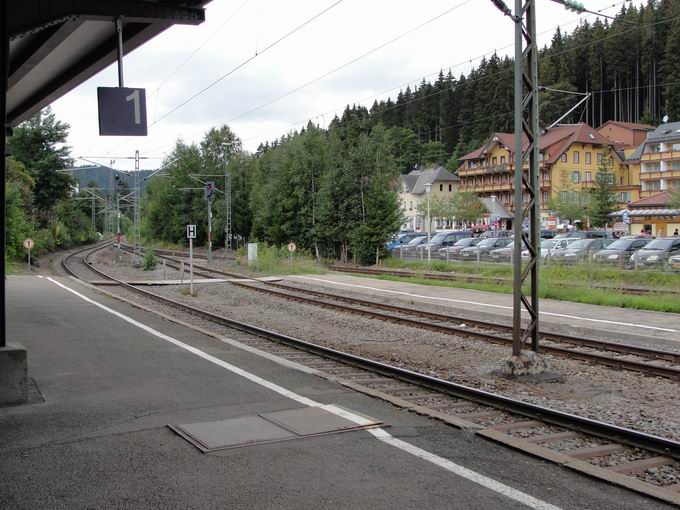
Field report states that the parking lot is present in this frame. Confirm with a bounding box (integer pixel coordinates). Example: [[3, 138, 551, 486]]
[[387, 230, 680, 273]]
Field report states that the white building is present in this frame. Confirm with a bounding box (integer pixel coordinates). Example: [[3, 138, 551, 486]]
[[398, 166, 460, 231]]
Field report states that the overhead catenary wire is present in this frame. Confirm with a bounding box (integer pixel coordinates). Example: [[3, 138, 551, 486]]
[[142, 0, 637, 156], [103, 0, 344, 156], [152, 0, 345, 126]]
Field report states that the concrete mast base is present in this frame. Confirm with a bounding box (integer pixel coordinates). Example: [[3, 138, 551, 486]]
[[0, 343, 28, 405], [501, 349, 549, 377]]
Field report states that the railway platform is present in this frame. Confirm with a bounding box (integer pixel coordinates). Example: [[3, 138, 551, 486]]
[[289, 274, 680, 351], [0, 275, 672, 509]]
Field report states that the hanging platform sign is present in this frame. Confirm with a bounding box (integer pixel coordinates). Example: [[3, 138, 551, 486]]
[[97, 87, 148, 136]]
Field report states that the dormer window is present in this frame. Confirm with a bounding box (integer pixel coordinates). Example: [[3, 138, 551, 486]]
[[561, 153, 567, 162]]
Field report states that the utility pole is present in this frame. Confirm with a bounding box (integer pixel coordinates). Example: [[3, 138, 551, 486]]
[[133, 149, 141, 260], [224, 167, 232, 251], [490, 0, 575, 375]]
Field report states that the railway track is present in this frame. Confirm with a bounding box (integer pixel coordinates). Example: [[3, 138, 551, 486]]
[[120, 245, 680, 382], [60, 243, 680, 504], [327, 265, 680, 296], [63, 246, 680, 506]]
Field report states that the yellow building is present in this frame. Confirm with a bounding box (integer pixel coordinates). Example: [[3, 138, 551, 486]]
[[457, 123, 637, 227]]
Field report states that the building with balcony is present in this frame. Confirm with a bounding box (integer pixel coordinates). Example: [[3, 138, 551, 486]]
[[399, 165, 460, 231], [625, 121, 680, 200], [457, 123, 632, 225]]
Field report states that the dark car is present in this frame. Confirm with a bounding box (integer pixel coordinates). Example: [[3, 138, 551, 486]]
[[487, 240, 526, 262], [394, 235, 427, 256], [553, 239, 613, 264], [459, 237, 513, 261], [386, 232, 422, 251], [437, 237, 480, 259], [417, 230, 473, 256], [631, 237, 680, 267], [592, 237, 651, 266]]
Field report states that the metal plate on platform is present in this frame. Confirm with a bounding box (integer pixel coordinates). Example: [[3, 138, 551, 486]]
[[170, 406, 383, 452], [260, 406, 367, 436], [170, 416, 296, 452]]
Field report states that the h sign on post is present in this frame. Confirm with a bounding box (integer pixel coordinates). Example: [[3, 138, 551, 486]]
[[187, 225, 197, 239], [97, 87, 148, 136]]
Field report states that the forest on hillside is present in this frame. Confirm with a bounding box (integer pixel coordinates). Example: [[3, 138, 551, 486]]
[[256, 0, 680, 169], [145, 1, 680, 263]]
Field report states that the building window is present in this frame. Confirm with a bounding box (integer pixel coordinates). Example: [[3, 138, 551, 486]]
[[585, 171, 591, 182], [585, 152, 591, 164], [492, 157, 497, 165], [572, 171, 580, 183], [448, 184, 452, 192], [561, 153, 567, 162], [597, 153, 603, 164], [608, 157, 613, 166], [409, 201, 413, 210], [440, 184, 443, 191], [542, 191, 549, 204], [620, 176, 624, 185], [620, 192, 631, 202], [500, 156, 506, 164], [542, 171, 549, 182], [573, 151, 580, 163], [560, 191, 568, 201]]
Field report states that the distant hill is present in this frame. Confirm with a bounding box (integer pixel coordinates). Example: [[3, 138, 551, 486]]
[[67, 165, 154, 194]]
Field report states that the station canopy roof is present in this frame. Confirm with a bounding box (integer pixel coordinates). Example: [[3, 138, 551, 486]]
[[7, 1, 209, 126]]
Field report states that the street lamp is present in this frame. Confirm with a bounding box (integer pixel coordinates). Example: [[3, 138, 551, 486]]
[[424, 182, 432, 264]]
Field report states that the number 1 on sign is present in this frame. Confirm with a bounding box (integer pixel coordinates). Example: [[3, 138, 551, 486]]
[[125, 89, 141, 125]]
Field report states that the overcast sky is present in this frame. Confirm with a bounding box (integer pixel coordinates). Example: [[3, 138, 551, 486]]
[[50, 0, 640, 171]]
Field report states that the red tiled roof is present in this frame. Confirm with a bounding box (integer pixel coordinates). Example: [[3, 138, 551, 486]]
[[598, 120, 655, 131], [459, 146, 486, 160], [459, 124, 615, 166], [544, 123, 614, 164], [628, 191, 671, 208]]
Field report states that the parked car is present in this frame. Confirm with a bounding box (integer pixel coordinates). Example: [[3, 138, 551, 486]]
[[554, 230, 614, 240], [540, 229, 557, 239], [458, 237, 513, 261], [525, 238, 580, 260], [551, 238, 613, 264], [437, 237, 480, 259], [487, 240, 526, 262], [592, 237, 651, 266], [630, 237, 680, 267], [479, 229, 513, 240], [416, 230, 473, 256], [394, 235, 427, 255], [386, 232, 422, 251]]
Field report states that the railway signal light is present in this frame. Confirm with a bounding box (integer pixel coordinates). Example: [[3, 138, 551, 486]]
[[204, 181, 216, 201]]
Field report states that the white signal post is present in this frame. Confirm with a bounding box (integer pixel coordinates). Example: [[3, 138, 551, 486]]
[[287, 242, 296, 268], [187, 225, 196, 295]]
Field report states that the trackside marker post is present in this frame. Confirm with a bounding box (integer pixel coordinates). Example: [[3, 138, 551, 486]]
[[187, 225, 196, 295], [23, 238, 34, 271]]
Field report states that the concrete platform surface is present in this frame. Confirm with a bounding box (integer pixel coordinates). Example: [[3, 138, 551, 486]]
[[0, 275, 671, 509]]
